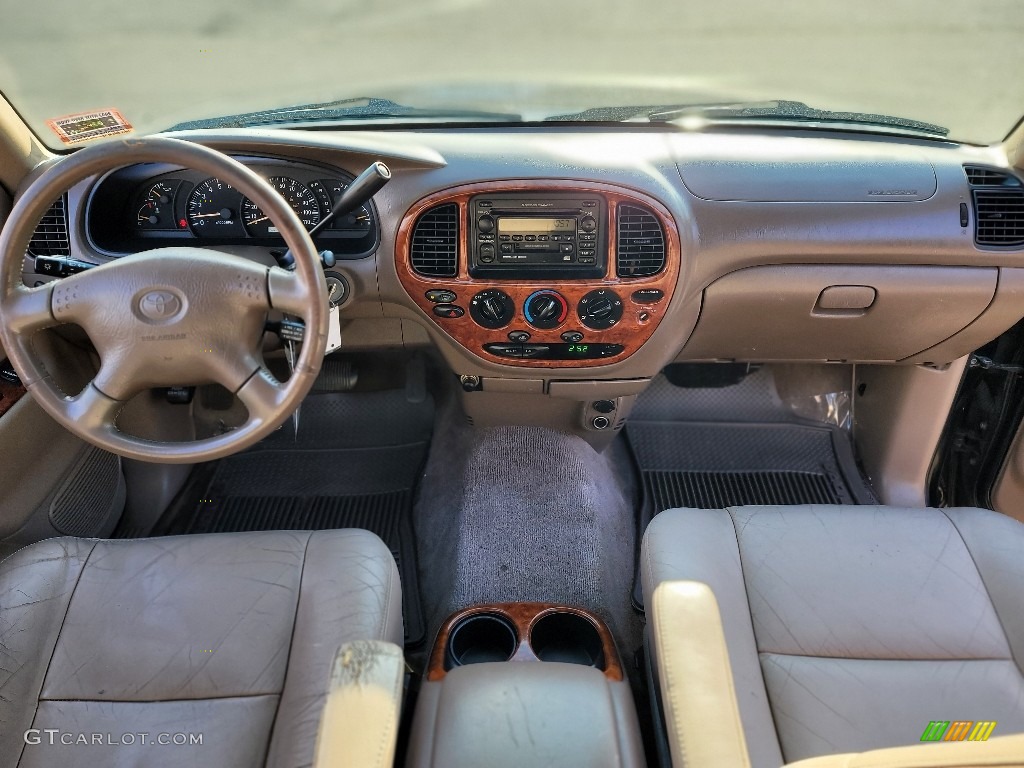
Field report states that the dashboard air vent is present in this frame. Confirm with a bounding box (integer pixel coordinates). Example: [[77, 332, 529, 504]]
[[965, 166, 1024, 247], [410, 203, 458, 277], [616, 204, 665, 277], [27, 195, 70, 257]]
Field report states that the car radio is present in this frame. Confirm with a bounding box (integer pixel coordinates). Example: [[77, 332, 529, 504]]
[[469, 193, 606, 279]]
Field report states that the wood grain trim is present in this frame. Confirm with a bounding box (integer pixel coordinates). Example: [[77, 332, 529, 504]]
[[395, 180, 680, 368], [426, 602, 623, 682], [0, 379, 26, 418]]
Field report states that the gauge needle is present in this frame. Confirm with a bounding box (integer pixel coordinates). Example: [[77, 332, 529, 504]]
[[248, 216, 269, 225], [190, 212, 223, 218]]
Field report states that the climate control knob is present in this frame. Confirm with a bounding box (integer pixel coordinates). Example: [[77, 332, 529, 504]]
[[524, 289, 569, 330], [470, 289, 514, 329], [577, 289, 623, 330]]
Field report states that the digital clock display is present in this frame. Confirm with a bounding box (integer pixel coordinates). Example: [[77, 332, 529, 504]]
[[567, 344, 589, 354], [497, 218, 576, 233]]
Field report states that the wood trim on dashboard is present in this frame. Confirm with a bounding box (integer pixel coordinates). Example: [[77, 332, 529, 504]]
[[0, 379, 25, 418], [426, 601, 624, 682], [395, 180, 680, 368]]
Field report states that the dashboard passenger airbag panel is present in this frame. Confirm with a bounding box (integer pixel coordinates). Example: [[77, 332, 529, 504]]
[[679, 265, 996, 363]]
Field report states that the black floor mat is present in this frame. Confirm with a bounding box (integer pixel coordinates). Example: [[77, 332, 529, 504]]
[[167, 389, 432, 646], [626, 419, 876, 608]]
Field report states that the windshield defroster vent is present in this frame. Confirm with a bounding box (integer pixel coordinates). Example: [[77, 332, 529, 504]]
[[616, 204, 665, 277], [27, 195, 70, 257], [965, 166, 1024, 247], [410, 203, 459, 277]]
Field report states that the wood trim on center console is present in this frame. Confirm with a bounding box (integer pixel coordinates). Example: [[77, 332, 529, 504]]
[[395, 180, 680, 368], [426, 602, 623, 682]]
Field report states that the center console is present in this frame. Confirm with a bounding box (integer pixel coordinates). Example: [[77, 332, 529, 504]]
[[396, 181, 679, 369], [405, 603, 645, 767]]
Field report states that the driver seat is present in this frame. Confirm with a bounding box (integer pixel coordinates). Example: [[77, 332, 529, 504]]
[[0, 529, 403, 767]]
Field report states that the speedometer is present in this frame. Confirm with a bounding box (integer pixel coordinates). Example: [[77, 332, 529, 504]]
[[242, 177, 321, 238]]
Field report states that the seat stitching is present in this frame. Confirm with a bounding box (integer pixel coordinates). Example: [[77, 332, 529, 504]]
[[17, 538, 98, 767], [727, 507, 787, 765], [938, 509, 1023, 677], [260, 530, 314, 768], [379, 536, 395, 641], [757, 651, 1011, 663], [39, 693, 280, 704]]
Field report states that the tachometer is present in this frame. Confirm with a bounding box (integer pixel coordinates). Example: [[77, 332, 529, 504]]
[[186, 178, 243, 236], [241, 177, 320, 238]]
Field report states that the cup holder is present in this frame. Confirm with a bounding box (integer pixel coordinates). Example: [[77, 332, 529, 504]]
[[446, 613, 518, 669], [529, 611, 606, 669]]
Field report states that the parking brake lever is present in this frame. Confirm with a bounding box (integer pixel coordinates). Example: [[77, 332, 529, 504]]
[[273, 161, 392, 271]]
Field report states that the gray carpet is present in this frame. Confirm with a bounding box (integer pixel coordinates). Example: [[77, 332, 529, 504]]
[[414, 403, 641, 663]]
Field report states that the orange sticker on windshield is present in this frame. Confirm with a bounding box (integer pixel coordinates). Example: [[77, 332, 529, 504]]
[[47, 108, 133, 144]]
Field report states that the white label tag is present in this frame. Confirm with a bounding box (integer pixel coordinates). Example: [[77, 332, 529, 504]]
[[326, 305, 342, 354]]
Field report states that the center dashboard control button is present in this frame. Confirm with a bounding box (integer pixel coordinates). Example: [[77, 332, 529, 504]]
[[578, 289, 624, 330], [630, 288, 665, 304], [560, 330, 584, 343], [524, 289, 569, 330], [508, 330, 531, 342], [426, 289, 457, 303], [432, 304, 465, 319], [470, 289, 515, 329]]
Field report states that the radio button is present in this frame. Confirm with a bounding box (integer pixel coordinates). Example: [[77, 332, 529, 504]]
[[578, 256, 596, 264], [538, 235, 549, 241], [560, 244, 575, 253], [582, 201, 598, 207], [500, 234, 511, 241], [525, 235, 536, 241], [580, 216, 597, 232], [478, 216, 495, 233], [551, 235, 560, 241], [499, 243, 513, 254], [512, 235, 524, 241]]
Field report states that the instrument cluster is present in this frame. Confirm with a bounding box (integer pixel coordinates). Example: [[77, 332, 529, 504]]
[[87, 157, 379, 258]]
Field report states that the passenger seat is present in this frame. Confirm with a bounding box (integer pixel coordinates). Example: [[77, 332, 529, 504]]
[[641, 505, 1024, 768]]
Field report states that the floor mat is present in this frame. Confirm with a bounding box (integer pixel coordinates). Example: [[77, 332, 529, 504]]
[[170, 389, 432, 646], [626, 419, 876, 608]]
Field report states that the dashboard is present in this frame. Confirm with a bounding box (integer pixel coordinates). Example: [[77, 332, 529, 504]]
[[20, 126, 1024, 392]]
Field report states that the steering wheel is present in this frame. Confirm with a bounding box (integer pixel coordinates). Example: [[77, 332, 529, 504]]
[[0, 137, 328, 463]]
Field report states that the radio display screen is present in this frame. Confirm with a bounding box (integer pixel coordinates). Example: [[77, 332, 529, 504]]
[[497, 218, 576, 234]]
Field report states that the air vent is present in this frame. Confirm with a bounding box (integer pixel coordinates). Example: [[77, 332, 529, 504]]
[[964, 166, 1020, 187], [410, 203, 458, 277], [27, 195, 70, 257], [965, 166, 1024, 247], [616, 203, 665, 277]]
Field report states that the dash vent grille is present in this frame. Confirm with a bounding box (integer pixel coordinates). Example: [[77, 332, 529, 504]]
[[27, 195, 70, 257], [616, 203, 665, 277], [410, 203, 458, 277], [965, 166, 1024, 247]]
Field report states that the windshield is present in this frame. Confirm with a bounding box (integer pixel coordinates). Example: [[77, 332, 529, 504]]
[[1, 0, 1022, 148]]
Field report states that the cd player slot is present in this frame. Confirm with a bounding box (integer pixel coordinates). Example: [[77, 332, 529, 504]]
[[487, 209, 581, 217]]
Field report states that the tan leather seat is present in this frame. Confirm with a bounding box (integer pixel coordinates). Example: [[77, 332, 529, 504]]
[[641, 505, 1024, 768], [0, 529, 403, 767]]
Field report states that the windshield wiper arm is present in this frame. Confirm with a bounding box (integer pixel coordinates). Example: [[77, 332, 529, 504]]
[[168, 97, 522, 130], [546, 100, 948, 137]]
